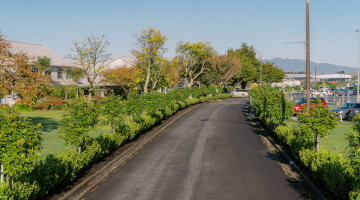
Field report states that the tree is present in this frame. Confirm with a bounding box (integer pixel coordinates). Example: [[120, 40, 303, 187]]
[[102, 96, 124, 133], [149, 58, 180, 90], [298, 102, 337, 152], [132, 26, 167, 93], [59, 100, 99, 153], [201, 53, 241, 86], [176, 41, 214, 88], [35, 56, 51, 73], [102, 65, 143, 94], [0, 106, 41, 185], [261, 62, 285, 84], [228, 43, 259, 88], [64, 66, 85, 98], [68, 35, 112, 102], [0, 35, 50, 105]]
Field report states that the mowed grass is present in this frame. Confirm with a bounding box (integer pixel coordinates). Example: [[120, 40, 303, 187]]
[[322, 122, 352, 154], [21, 111, 111, 160]]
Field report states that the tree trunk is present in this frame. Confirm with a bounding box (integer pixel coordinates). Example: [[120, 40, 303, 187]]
[[79, 145, 82, 153], [111, 124, 114, 133], [88, 90, 92, 102], [315, 133, 320, 152], [1, 164, 3, 184], [143, 67, 151, 93], [6, 175, 9, 184]]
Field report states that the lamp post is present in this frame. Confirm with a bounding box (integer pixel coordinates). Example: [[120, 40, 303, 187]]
[[356, 30, 360, 102]]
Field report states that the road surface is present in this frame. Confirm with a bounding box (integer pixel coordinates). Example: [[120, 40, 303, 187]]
[[82, 98, 313, 200]]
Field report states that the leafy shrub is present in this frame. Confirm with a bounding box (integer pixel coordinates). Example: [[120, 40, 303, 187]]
[[299, 148, 352, 198], [16, 104, 34, 112]]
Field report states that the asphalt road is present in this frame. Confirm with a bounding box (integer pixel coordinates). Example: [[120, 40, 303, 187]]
[[82, 98, 312, 200]]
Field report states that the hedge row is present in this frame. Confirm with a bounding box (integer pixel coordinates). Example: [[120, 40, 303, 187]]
[[0, 87, 229, 199], [249, 86, 357, 199]]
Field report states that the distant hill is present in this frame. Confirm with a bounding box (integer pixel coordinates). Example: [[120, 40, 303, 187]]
[[266, 58, 357, 74]]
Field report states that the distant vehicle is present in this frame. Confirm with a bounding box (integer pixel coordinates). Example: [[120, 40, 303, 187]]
[[331, 102, 358, 120], [293, 97, 328, 115], [348, 103, 360, 120], [230, 88, 248, 97]]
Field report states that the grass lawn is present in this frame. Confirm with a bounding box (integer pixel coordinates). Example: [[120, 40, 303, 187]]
[[21, 111, 111, 160], [322, 122, 352, 154]]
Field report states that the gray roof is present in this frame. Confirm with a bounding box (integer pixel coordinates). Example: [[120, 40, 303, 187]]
[[9, 41, 71, 67]]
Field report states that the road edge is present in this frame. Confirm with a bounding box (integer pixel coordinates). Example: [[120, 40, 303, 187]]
[[250, 112, 328, 200]]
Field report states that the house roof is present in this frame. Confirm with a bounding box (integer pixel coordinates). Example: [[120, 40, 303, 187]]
[[9, 41, 72, 67], [102, 56, 137, 71]]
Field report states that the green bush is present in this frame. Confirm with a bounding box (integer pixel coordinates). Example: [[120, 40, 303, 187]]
[[299, 148, 352, 198]]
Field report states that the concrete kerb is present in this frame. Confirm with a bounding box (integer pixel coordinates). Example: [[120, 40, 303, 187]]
[[250, 113, 328, 200], [58, 99, 223, 200]]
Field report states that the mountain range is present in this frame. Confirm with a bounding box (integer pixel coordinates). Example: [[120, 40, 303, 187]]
[[266, 58, 357, 74]]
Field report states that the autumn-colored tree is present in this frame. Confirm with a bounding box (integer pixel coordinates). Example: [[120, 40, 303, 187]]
[[0, 35, 50, 105], [132, 26, 167, 93], [102, 65, 143, 93], [176, 41, 214, 88], [201, 54, 241, 86], [68, 35, 112, 101], [149, 58, 180, 90]]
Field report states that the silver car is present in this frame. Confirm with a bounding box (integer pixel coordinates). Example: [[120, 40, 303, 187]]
[[331, 102, 357, 120]]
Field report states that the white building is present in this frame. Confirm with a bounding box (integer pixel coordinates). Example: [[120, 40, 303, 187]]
[[286, 74, 351, 82]]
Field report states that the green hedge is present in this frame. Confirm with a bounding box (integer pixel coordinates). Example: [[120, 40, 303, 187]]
[[249, 86, 356, 199], [0, 87, 229, 199]]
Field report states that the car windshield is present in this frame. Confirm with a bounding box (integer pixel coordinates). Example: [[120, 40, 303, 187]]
[[295, 99, 306, 104], [338, 104, 350, 109]]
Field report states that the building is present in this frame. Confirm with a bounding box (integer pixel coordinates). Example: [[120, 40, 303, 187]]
[[1, 41, 76, 105], [286, 74, 351, 82]]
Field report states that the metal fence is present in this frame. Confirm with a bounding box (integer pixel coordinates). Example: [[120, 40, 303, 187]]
[[286, 92, 356, 106]]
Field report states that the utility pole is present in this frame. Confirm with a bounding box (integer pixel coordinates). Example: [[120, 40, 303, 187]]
[[356, 30, 360, 102], [260, 53, 263, 87], [306, 0, 311, 110]]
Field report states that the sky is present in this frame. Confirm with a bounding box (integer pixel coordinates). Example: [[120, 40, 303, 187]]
[[1, 0, 359, 67]]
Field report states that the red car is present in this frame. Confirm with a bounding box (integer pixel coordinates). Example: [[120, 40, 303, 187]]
[[293, 98, 328, 115]]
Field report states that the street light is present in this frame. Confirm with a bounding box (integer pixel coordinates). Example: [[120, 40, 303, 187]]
[[356, 30, 360, 102]]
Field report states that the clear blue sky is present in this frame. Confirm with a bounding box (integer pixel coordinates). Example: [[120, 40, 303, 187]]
[[1, 0, 359, 67]]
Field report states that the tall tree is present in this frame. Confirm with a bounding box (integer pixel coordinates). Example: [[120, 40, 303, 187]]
[[176, 41, 214, 88], [228, 43, 259, 88], [262, 62, 285, 84], [149, 58, 180, 90], [132, 26, 167, 93], [68, 35, 112, 102], [201, 53, 241, 86]]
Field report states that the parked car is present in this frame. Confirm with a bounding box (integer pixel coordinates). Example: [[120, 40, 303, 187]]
[[293, 97, 328, 115], [348, 103, 360, 120], [331, 102, 358, 120], [230, 88, 248, 97]]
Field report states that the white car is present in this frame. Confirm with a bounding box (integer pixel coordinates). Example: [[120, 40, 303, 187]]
[[230, 89, 248, 97]]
